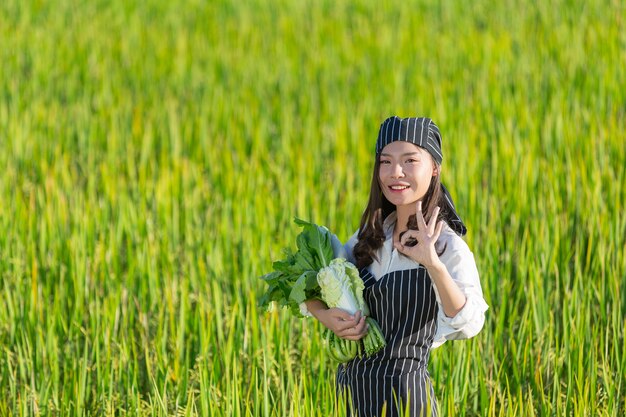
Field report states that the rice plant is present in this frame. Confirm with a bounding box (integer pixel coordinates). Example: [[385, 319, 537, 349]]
[[0, 0, 624, 415]]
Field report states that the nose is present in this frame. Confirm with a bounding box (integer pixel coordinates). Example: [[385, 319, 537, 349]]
[[390, 162, 405, 178]]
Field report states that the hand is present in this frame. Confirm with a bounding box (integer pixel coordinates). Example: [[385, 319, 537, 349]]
[[394, 201, 444, 268], [316, 308, 368, 341]]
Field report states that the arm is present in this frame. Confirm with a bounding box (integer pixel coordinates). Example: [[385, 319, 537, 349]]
[[431, 237, 488, 346], [397, 229, 488, 346], [395, 202, 487, 325], [423, 259, 466, 317]]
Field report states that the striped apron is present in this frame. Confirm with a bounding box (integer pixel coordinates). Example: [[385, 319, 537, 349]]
[[336, 267, 439, 417]]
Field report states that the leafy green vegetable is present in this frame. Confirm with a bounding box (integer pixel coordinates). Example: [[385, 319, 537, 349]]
[[259, 218, 334, 317], [259, 218, 386, 360]]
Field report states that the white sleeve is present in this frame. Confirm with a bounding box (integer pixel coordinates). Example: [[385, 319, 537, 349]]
[[431, 227, 488, 349], [343, 231, 359, 265], [299, 231, 359, 317], [298, 302, 314, 317]]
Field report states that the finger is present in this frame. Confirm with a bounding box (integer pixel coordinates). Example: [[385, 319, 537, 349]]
[[429, 206, 441, 234], [341, 329, 368, 340], [334, 318, 358, 332], [400, 230, 419, 246], [434, 220, 444, 240], [338, 325, 363, 338], [416, 200, 427, 230], [342, 333, 366, 341], [329, 311, 358, 332], [338, 316, 368, 337], [394, 241, 408, 256], [355, 316, 368, 334]]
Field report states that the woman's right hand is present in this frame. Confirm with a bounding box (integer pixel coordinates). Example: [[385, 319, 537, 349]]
[[316, 308, 369, 341], [304, 299, 369, 340]]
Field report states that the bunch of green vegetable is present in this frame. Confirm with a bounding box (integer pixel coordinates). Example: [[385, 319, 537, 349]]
[[259, 218, 386, 362]]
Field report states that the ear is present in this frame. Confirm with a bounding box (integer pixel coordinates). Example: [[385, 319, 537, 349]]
[[432, 163, 440, 177]]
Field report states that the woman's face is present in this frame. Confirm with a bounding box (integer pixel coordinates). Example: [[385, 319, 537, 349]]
[[378, 141, 438, 210]]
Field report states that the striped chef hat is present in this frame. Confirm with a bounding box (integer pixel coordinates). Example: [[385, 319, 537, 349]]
[[375, 116, 443, 163], [375, 116, 467, 236]]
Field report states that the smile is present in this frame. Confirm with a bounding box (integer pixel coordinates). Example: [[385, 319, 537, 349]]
[[389, 185, 410, 191]]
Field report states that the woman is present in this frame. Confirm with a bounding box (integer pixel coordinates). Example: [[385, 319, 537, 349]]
[[304, 116, 488, 416]]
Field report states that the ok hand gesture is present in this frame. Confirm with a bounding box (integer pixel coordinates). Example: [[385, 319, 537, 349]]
[[394, 201, 444, 268]]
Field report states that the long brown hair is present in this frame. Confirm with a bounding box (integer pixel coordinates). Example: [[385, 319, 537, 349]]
[[353, 155, 448, 270]]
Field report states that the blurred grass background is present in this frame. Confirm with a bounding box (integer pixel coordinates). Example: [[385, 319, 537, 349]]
[[0, 0, 624, 415]]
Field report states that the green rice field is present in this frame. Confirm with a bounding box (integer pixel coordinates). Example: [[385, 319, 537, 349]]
[[1, 0, 625, 415]]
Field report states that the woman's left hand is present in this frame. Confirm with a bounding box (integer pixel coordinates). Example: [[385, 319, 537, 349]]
[[394, 201, 444, 268]]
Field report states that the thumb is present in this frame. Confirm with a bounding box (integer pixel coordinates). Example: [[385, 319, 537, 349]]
[[394, 241, 406, 254]]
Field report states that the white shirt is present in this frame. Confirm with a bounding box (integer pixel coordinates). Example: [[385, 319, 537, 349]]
[[301, 211, 488, 349]]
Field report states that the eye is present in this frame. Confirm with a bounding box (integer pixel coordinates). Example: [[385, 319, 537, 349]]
[[406, 158, 419, 163], [380, 159, 391, 164]]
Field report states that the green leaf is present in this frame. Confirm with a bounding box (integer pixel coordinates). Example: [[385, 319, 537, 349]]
[[258, 218, 336, 317], [289, 271, 309, 303], [294, 218, 333, 269], [258, 283, 286, 309], [261, 271, 282, 283], [303, 270, 319, 289], [294, 250, 316, 271]]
